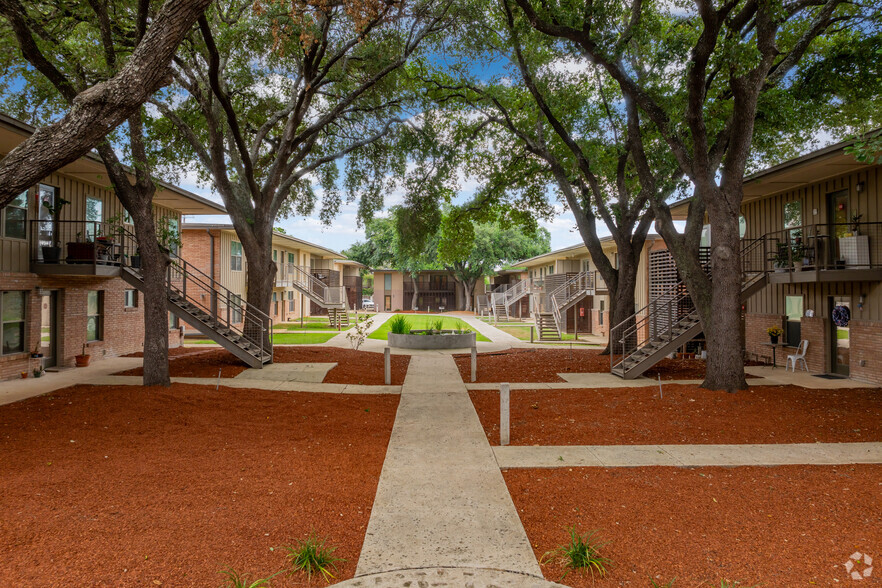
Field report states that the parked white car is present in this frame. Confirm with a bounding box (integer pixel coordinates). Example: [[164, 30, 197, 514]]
[[361, 298, 377, 311]]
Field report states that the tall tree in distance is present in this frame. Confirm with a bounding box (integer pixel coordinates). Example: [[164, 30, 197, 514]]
[[0, 0, 211, 207], [153, 0, 458, 328], [510, 0, 875, 391]]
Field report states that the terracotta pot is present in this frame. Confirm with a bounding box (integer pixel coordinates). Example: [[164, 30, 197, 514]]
[[75, 354, 91, 367], [20, 372, 28, 379]]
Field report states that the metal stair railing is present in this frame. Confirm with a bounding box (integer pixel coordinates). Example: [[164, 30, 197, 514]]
[[546, 271, 594, 338], [281, 264, 346, 308], [118, 227, 272, 364], [610, 238, 766, 377]]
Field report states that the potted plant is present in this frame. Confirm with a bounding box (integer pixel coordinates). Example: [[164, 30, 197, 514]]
[[773, 243, 790, 272], [128, 249, 142, 268], [792, 244, 804, 271], [39, 196, 71, 263], [767, 325, 783, 345], [75, 344, 91, 367], [20, 371, 28, 379], [33, 366, 44, 378], [851, 212, 863, 236]]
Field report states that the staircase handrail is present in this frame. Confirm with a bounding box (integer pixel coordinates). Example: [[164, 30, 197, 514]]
[[283, 264, 347, 307], [546, 271, 594, 336], [610, 238, 765, 376], [119, 226, 272, 360]]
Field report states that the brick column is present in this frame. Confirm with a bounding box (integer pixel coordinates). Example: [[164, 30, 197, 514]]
[[849, 319, 882, 385]]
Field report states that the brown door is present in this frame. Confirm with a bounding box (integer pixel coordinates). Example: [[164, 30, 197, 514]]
[[384, 295, 391, 311]]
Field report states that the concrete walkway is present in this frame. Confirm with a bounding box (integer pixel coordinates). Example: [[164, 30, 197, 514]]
[[337, 567, 566, 587], [494, 442, 882, 468], [86, 375, 401, 394], [356, 354, 543, 578], [0, 356, 142, 406]]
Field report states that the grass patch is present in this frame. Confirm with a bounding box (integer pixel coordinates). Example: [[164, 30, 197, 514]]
[[496, 325, 600, 343], [284, 533, 344, 583], [274, 321, 353, 331], [272, 332, 337, 344], [369, 314, 490, 341], [541, 527, 612, 581]]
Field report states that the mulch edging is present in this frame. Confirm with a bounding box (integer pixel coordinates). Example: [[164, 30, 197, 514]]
[[454, 348, 763, 382], [0, 383, 399, 586], [505, 465, 882, 586], [115, 347, 410, 385], [470, 384, 882, 445]]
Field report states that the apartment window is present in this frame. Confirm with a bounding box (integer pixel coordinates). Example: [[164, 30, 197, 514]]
[[384, 274, 392, 290], [230, 294, 243, 323], [273, 291, 279, 315], [231, 241, 243, 271], [124, 289, 138, 308], [288, 291, 295, 312], [86, 290, 103, 342], [785, 295, 803, 345], [288, 252, 294, 264], [548, 264, 554, 275], [599, 300, 605, 325], [784, 200, 802, 240], [85, 196, 103, 241], [168, 313, 178, 329], [1, 291, 26, 355], [167, 218, 179, 255], [273, 249, 278, 263], [2, 191, 27, 240], [583, 259, 591, 273]]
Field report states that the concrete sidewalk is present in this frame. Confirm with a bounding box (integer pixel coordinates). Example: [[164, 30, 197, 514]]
[[494, 442, 882, 468], [0, 356, 142, 406], [356, 354, 543, 578]]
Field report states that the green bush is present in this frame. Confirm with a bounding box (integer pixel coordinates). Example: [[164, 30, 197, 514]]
[[389, 315, 412, 334], [284, 533, 344, 583], [541, 527, 612, 580]]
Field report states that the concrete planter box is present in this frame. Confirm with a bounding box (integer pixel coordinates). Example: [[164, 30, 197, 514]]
[[388, 331, 477, 349]]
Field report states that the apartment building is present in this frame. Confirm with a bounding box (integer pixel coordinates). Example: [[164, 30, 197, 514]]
[[0, 113, 226, 380], [669, 138, 882, 384], [181, 224, 364, 329], [371, 269, 487, 312]]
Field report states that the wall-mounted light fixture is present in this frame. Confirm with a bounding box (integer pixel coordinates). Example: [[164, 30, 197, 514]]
[[858, 294, 865, 310], [856, 181, 865, 193]]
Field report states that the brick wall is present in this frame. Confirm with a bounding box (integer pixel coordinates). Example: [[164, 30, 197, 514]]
[[590, 309, 609, 337], [0, 271, 181, 381], [800, 316, 827, 373], [849, 319, 882, 385], [745, 312, 786, 366]]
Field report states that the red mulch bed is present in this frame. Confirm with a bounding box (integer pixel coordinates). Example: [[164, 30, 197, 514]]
[[0, 384, 398, 587], [122, 346, 212, 359], [470, 384, 882, 445], [116, 348, 410, 385], [505, 465, 882, 586], [274, 347, 410, 386], [456, 348, 761, 382]]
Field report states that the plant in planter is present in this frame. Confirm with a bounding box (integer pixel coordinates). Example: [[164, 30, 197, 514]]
[[33, 366, 45, 378], [767, 325, 783, 345], [851, 211, 863, 236], [389, 315, 411, 335], [791, 244, 804, 271], [773, 243, 790, 271], [75, 344, 91, 367], [39, 196, 71, 263]]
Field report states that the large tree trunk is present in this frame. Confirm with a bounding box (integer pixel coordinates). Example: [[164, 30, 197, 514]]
[[702, 200, 747, 392], [410, 279, 420, 311], [241, 226, 276, 348], [130, 207, 171, 387], [605, 260, 639, 357], [461, 279, 476, 312]]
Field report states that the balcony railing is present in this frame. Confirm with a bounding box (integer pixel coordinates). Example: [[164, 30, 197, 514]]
[[760, 222, 881, 276], [29, 219, 139, 268]]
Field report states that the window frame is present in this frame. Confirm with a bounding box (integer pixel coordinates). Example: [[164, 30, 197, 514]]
[[288, 290, 295, 312], [85, 195, 104, 242], [230, 294, 243, 323], [2, 191, 28, 240], [785, 295, 804, 345], [230, 241, 243, 271], [124, 289, 138, 308], [1, 290, 26, 355], [86, 290, 103, 342]]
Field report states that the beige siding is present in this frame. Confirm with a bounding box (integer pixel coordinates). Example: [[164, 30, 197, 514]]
[[219, 230, 247, 297]]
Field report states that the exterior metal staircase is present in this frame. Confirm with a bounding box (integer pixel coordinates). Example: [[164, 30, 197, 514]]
[[535, 271, 595, 341], [120, 243, 273, 369], [278, 263, 348, 320], [490, 279, 532, 323], [610, 239, 767, 379], [475, 294, 491, 319]]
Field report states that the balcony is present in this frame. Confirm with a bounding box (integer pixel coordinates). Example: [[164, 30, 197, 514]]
[[29, 220, 138, 277], [756, 222, 882, 284]]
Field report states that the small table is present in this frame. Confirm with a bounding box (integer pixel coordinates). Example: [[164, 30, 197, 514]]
[[761, 342, 790, 368]]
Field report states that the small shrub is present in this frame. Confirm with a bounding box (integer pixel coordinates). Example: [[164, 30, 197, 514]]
[[389, 315, 412, 335], [218, 568, 279, 588], [346, 316, 373, 350], [541, 527, 612, 580], [431, 318, 444, 332], [284, 533, 344, 583]]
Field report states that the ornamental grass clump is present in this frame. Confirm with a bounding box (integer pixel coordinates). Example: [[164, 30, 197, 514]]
[[389, 315, 412, 334], [541, 527, 612, 580], [284, 533, 344, 583], [431, 318, 444, 332], [218, 568, 280, 588]]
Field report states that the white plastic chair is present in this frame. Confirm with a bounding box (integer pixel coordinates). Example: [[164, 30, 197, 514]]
[[787, 340, 809, 372]]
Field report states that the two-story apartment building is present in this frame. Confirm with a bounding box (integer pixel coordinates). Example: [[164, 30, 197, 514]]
[[511, 234, 670, 338], [371, 269, 487, 312], [0, 113, 226, 380], [181, 224, 363, 329], [669, 138, 882, 384]]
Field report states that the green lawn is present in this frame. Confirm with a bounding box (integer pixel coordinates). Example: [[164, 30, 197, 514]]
[[274, 321, 353, 331], [496, 324, 602, 344], [368, 314, 490, 342], [187, 332, 337, 345]]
